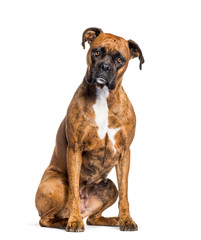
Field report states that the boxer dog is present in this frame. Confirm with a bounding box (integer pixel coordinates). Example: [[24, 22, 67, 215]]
[[35, 27, 144, 232]]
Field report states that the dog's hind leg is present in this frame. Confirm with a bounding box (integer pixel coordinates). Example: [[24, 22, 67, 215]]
[[81, 179, 120, 227], [39, 214, 68, 229], [35, 169, 69, 229]]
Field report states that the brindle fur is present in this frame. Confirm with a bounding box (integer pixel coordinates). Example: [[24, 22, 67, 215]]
[[35, 27, 144, 232]]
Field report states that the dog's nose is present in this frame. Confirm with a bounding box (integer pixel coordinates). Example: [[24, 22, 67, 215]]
[[99, 63, 111, 72]]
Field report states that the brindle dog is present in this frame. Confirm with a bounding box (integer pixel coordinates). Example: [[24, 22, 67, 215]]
[[35, 27, 144, 232]]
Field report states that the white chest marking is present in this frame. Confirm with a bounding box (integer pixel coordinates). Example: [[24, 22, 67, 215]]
[[92, 86, 120, 154]]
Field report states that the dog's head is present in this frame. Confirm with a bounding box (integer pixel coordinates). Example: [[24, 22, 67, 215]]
[[82, 27, 144, 90]]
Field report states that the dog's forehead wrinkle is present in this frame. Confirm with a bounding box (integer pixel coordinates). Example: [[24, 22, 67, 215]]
[[91, 33, 129, 56]]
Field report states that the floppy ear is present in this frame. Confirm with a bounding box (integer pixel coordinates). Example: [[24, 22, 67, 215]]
[[82, 27, 103, 49], [128, 40, 145, 70]]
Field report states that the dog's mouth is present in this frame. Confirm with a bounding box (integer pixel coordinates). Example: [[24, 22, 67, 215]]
[[95, 78, 107, 85], [87, 76, 115, 90], [94, 78, 107, 88]]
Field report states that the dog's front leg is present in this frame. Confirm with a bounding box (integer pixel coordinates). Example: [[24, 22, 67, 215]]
[[66, 144, 84, 232], [116, 149, 138, 231]]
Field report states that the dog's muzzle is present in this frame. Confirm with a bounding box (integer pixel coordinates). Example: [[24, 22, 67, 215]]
[[87, 59, 116, 89]]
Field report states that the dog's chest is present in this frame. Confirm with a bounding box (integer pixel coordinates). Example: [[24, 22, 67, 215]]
[[92, 86, 120, 154]]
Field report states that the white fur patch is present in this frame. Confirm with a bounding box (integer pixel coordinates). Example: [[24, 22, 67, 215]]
[[93, 86, 120, 154], [107, 127, 121, 153]]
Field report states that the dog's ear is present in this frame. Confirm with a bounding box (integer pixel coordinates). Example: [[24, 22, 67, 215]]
[[82, 27, 103, 49], [128, 40, 145, 70]]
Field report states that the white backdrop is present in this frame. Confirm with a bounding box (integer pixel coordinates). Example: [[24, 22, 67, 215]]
[[0, 0, 201, 239]]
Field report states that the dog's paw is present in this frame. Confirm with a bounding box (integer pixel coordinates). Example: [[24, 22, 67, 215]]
[[120, 216, 138, 231], [66, 218, 85, 232]]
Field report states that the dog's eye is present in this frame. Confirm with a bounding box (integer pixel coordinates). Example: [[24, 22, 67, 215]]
[[116, 57, 123, 63], [94, 51, 100, 56]]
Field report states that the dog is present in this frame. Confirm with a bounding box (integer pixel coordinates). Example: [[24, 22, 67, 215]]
[[35, 27, 144, 232]]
